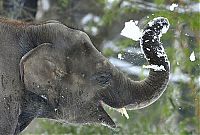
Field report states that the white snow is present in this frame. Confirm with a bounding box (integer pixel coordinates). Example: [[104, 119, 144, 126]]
[[41, 95, 47, 100], [93, 16, 100, 22], [148, 17, 170, 34], [84, 26, 98, 36], [91, 26, 98, 35], [121, 1, 131, 8], [121, 20, 142, 41], [157, 51, 165, 57], [185, 33, 189, 36], [189, 51, 196, 61], [161, 25, 169, 34], [81, 14, 93, 24], [118, 53, 123, 60], [81, 14, 100, 25], [169, 3, 178, 11], [148, 20, 154, 27], [156, 46, 166, 58], [106, 0, 115, 9], [190, 3, 200, 12], [143, 64, 166, 71], [116, 108, 129, 119], [146, 48, 150, 51]]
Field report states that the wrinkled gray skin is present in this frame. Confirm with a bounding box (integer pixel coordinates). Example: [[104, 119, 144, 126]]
[[0, 18, 170, 134]]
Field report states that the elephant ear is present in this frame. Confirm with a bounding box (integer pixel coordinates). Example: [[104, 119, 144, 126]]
[[20, 43, 65, 96]]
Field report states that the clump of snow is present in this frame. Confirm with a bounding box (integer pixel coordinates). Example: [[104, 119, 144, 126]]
[[185, 33, 189, 36], [118, 53, 123, 60], [116, 108, 129, 119], [147, 17, 170, 39], [170, 3, 178, 11], [121, 20, 142, 41], [148, 17, 170, 32], [146, 48, 150, 51], [189, 51, 196, 61], [161, 25, 169, 34], [143, 64, 166, 71]]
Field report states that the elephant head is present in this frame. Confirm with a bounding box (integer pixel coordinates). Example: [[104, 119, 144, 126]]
[[19, 17, 170, 129]]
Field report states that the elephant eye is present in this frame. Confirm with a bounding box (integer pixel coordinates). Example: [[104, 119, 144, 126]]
[[92, 72, 112, 86]]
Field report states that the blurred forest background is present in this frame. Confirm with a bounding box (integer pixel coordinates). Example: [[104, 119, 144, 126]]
[[0, 0, 199, 134]]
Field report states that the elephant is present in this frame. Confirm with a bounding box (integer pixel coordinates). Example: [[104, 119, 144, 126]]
[[0, 17, 170, 134]]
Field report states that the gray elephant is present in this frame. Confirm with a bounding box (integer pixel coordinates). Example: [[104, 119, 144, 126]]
[[0, 17, 170, 134]]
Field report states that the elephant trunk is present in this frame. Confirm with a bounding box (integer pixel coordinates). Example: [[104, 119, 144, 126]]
[[102, 17, 170, 110]]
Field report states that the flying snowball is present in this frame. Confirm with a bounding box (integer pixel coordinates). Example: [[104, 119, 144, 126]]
[[189, 51, 196, 61], [120, 20, 142, 41]]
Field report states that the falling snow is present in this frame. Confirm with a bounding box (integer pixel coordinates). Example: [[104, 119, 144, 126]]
[[118, 53, 123, 60], [189, 51, 196, 61], [41, 95, 47, 100], [169, 3, 178, 11]]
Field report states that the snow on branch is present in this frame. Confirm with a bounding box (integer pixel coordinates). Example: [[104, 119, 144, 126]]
[[120, 0, 200, 13]]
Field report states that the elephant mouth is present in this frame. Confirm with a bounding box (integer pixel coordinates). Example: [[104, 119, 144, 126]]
[[102, 102, 129, 119]]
